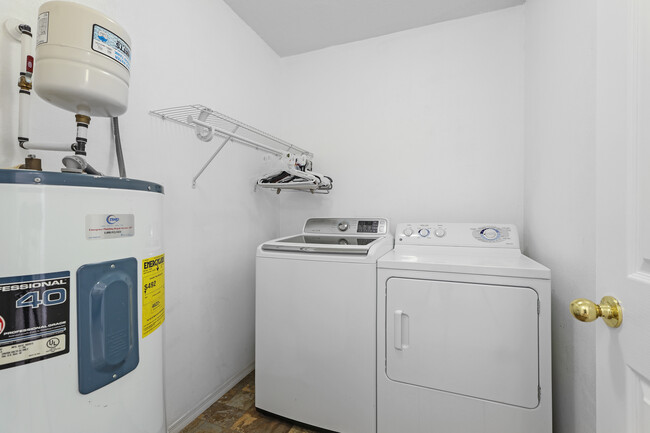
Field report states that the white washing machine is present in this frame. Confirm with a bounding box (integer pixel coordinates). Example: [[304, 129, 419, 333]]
[[256, 218, 394, 433], [377, 223, 551, 433]]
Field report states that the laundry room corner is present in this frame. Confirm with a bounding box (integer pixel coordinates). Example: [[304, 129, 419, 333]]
[[524, 0, 598, 432], [0, 0, 294, 430], [113, 1, 291, 429]]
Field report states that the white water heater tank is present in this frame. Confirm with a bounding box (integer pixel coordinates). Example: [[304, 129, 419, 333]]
[[0, 170, 167, 433], [34, 1, 131, 117]]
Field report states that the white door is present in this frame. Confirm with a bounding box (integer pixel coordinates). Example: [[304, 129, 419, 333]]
[[595, 0, 650, 430]]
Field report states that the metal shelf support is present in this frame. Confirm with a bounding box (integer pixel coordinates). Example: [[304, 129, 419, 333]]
[[191, 126, 238, 188]]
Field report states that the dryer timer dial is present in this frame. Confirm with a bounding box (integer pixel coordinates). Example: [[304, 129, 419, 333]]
[[481, 228, 500, 240]]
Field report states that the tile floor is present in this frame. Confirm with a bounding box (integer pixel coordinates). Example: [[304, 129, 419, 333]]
[[181, 371, 319, 433]]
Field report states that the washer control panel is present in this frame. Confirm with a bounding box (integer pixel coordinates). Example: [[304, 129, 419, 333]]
[[396, 223, 519, 248], [304, 218, 389, 235]]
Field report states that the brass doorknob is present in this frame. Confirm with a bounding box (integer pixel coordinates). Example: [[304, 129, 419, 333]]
[[570, 296, 622, 328]]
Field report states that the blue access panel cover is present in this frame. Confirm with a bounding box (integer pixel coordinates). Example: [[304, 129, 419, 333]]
[[77, 258, 139, 395]]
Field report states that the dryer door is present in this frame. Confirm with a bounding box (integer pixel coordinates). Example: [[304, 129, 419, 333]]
[[386, 278, 539, 408]]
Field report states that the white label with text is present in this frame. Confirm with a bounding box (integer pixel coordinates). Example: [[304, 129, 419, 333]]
[[86, 214, 135, 240]]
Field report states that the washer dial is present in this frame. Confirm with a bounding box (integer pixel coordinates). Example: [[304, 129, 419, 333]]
[[418, 228, 430, 237]]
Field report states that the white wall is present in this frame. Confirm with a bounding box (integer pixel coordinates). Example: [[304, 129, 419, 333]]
[[274, 6, 526, 236], [524, 1, 597, 432], [0, 0, 284, 430]]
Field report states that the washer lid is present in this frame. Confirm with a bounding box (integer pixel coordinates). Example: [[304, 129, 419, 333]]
[[261, 234, 382, 255], [378, 247, 550, 279]]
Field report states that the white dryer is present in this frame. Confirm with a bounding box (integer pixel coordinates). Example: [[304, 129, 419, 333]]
[[256, 218, 393, 433], [377, 223, 551, 433]]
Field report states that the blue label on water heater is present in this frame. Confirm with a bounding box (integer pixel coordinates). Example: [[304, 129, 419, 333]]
[[92, 24, 131, 71], [0, 271, 70, 370]]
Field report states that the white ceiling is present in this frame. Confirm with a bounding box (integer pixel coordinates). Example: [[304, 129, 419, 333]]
[[223, 0, 525, 57]]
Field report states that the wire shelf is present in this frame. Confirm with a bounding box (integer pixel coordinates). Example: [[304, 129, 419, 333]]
[[149, 104, 327, 191], [149, 104, 312, 158]]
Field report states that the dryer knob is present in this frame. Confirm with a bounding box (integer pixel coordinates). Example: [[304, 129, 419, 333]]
[[338, 222, 349, 231], [482, 228, 499, 240]]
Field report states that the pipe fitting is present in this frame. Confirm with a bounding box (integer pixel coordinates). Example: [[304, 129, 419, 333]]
[[73, 141, 87, 156], [18, 75, 32, 91], [18, 24, 32, 35], [75, 114, 91, 125], [74, 114, 91, 156], [20, 154, 42, 171]]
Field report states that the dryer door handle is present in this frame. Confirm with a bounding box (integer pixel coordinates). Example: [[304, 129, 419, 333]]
[[394, 310, 409, 350]]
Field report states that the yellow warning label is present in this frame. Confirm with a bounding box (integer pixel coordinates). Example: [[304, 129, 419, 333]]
[[142, 254, 165, 338]]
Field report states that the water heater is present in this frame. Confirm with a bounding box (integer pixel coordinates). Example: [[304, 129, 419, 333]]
[[34, 1, 131, 117], [0, 171, 167, 433]]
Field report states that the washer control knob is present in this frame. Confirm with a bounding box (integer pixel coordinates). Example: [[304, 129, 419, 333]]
[[403, 228, 414, 236], [418, 228, 430, 237], [482, 228, 499, 240], [338, 222, 349, 231], [434, 228, 446, 238]]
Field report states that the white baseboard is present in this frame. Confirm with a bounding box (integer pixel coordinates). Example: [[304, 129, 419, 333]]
[[167, 362, 255, 433]]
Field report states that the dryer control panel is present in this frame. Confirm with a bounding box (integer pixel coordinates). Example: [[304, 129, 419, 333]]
[[396, 223, 519, 249]]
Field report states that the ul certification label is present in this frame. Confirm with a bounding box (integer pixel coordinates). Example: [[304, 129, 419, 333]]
[[142, 254, 165, 338], [86, 213, 135, 240], [0, 271, 70, 370]]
